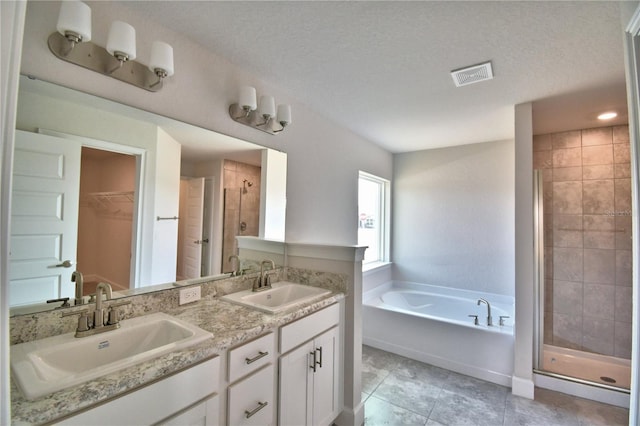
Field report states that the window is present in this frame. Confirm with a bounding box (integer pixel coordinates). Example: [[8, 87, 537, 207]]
[[358, 171, 390, 266]]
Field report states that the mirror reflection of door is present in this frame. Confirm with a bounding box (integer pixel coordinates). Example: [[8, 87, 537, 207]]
[[10, 135, 137, 306], [177, 177, 205, 280], [77, 147, 136, 296], [10, 131, 81, 306]]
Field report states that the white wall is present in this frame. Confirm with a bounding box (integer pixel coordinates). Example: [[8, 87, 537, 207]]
[[260, 149, 287, 241], [392, 139, 515, 297], [19, 1, 393, 247], [151, 128, 181, 284]]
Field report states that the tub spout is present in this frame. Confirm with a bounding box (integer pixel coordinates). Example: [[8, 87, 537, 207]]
[[477, 298, 492, 326]]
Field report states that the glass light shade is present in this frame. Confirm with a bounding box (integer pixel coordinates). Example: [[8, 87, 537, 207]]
[[148, 41, 174, 76], [277, 104, 292, 125], [56, 1, 92, 42], [239, 86, 257, 110], [106, 21, 136, 60], [259, 96, 276, 119]]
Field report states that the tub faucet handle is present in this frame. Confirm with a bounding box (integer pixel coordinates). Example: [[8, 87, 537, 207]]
[[499, 315, 510, 326], [468, 314, 479, 326]]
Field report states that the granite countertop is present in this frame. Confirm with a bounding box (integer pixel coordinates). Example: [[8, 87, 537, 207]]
[[11, 291, 344, 425]]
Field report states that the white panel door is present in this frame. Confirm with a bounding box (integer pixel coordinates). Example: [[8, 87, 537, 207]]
[[10, 130, 81, 305], [181, 177, 204, 279]]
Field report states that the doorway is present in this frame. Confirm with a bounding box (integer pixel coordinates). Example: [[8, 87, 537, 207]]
[[77, 147, 136, 294]]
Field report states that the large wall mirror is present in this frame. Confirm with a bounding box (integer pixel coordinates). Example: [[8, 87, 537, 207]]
[[10, 76, 287, 315]]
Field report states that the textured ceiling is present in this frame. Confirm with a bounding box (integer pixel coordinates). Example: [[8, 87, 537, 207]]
[[122, 1, 629, 153]]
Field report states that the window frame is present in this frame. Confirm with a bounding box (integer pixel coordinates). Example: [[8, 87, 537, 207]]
[[358, 171, 390, 268]]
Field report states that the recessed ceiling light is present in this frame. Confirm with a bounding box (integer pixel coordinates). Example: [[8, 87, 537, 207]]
[[597, 112, 617, 120]]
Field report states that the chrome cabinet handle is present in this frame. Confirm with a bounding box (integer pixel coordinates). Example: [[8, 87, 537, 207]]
[[245, 351, 268, 365], [310, 350, 317, 372], [316, 347, 323, 368], [244, 401, 268, 419], [54, 260, 74, 268]]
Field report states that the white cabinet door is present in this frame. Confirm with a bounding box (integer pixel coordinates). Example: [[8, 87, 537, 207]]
[[312, 327, 339, 426], [161, 394, 219, 426], [279, 326, 340, 426], [278, 340, 314, 426]]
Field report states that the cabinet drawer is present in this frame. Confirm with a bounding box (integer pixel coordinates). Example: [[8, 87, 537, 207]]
[[228, 364, 275, 426], [228, 332, 275, 383], [280, 303, 339, 354]]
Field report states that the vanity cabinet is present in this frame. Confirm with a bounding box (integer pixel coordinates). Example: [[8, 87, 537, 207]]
[[278, 304, 341, 426], [57, 356, 220, 426]]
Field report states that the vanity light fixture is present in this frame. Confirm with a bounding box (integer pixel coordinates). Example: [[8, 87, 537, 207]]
[[48, 0, 174, 92], [229, 86, 292, 135]]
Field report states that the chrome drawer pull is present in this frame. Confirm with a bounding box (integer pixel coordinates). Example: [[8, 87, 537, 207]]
[[245, 351, 268, 364], [245, 401, 268, 419]]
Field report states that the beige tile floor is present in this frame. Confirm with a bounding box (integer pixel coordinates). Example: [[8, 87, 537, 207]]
[[362, 345, 629, 426]]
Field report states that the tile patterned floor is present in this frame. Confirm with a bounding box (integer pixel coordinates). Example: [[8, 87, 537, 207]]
[[362, 345, 629, 426]]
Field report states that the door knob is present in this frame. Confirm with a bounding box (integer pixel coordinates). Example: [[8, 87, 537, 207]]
[[54, 260, 74, 268]]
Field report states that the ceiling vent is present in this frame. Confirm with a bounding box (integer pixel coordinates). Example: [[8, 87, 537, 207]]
[[451, 61, 494, 87]]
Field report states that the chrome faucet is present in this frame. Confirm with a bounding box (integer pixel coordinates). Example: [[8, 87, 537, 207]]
[[477, 298, 493, 326], [228, 255, 241, 276], [253, 259, 275, 292], [71, 270, 84, 305]]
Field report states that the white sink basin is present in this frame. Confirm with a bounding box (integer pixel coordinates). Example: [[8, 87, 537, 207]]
[[11, 312, 212, 400], [221, 282, 331, 314]]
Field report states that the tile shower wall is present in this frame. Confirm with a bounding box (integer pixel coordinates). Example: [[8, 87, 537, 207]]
[[222, 160, 261, 272], [533, 125, 632, 359]]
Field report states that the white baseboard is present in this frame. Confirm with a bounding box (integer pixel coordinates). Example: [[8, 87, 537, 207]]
[[511, 375, 535, 399], [363, 336, 512, 387], [335, 402, 365, 426]]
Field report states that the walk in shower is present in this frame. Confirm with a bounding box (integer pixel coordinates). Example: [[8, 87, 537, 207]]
[[533, 126, 632, 391], [221, 160, 261, 273]]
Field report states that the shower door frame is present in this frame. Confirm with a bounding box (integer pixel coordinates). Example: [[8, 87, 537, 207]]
[[533, 170, 545, 371], [624, 6, 640, 422]]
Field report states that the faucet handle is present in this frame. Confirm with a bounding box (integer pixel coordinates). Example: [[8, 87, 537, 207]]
[[468, 314, 479, 326], [47, 297, 70, 308], [107, 307, 120, 326], [106, 300, 131, 326], [61, 308, 90, 332], [499, 316, 510, 326]]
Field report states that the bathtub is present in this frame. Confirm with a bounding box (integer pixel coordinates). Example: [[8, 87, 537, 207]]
[[363, 281, 515, 386]]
